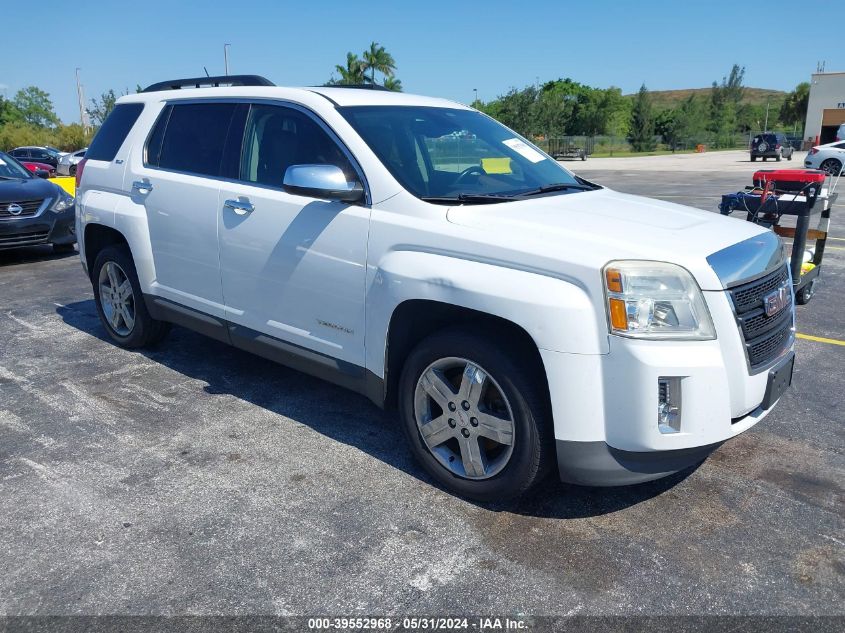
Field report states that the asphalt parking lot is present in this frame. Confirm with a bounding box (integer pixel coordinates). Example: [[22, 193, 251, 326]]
[[0, 150, 842, 617]]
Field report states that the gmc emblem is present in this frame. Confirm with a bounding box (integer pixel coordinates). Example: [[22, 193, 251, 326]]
[[763, 284, 791, 317]]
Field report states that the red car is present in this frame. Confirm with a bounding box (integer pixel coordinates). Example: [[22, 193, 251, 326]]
[[21, 161, 56, 178]]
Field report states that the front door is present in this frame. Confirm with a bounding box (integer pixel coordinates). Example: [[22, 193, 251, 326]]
[[217, 103, 370, 366]]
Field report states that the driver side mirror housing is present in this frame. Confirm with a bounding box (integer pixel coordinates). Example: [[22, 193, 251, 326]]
[[282, 164, 364, 203], [35, 169, 50, 179]]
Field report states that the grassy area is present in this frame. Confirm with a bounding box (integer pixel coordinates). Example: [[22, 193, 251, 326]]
[[588, 147, 743, 158], [626, 87, 787, 110]]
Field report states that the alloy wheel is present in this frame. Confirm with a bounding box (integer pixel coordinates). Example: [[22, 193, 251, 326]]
[[413, 357, 515, 480], [98, 261, 135, 336]]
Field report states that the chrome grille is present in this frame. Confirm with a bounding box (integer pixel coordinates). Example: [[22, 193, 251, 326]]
[[730, 266, 789, 313], [0, 199, 45, 218], [729, 266, 793, 371]]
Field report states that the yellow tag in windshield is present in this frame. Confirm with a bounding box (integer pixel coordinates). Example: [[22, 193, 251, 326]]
[[481, 157, 512, 174]]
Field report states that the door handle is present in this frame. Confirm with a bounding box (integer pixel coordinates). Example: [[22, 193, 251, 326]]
[[224, 199, 255, 215], [131, 180, 153, 194]]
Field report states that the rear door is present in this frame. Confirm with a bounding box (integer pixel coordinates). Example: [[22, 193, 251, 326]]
[[132, 101, 246, 318], [217, 102, 370, 366]]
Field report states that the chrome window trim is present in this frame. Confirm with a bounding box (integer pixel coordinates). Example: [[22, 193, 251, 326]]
[[141, 97, 372, 207]]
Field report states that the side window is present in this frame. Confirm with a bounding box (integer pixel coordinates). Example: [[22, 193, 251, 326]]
[[157, 103, 237, 177], [87, 103, 144, 162], [144, 105, 171, 167], [32, 150, 49, 160], [239, 104, 353, 187]]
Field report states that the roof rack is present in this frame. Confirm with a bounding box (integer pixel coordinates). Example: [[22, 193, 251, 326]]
[[318, 83, 391, 91], [141, 75, 274, 93]]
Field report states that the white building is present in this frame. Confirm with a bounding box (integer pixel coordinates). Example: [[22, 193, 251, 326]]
[[805, 71, 845, 144]]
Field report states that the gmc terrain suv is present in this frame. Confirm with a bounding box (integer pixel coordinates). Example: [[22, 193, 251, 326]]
[[75, 76, 796, 500]]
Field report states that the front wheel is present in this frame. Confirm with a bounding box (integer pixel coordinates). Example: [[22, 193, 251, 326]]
[[398, 327, 553, 501], [92, 245, 170, 348]]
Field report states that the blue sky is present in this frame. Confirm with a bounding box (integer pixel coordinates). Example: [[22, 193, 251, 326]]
[[2, 0, 840, 123]]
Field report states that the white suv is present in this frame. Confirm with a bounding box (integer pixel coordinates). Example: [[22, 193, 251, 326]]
[[75, 75, 796, 500]]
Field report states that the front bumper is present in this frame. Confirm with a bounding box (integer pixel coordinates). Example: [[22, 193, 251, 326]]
[[0, 206, 75, 249], [543, 289, 792, 486]]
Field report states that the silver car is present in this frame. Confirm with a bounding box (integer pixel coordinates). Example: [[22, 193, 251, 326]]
[[57, 148, 87, 176]]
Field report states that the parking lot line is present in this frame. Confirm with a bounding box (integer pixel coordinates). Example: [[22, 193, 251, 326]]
[[797, 332, 845, 347]]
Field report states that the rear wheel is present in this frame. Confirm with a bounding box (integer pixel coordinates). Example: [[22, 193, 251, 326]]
[[820, 158, 842, 176], [92, 245, 170, 348], [398, 326, 552, 501], [751, 155, 757, 162]]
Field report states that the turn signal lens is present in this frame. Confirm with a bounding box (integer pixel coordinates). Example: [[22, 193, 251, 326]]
[[609, 298, 628, 330], [605, 268, 623, 293]]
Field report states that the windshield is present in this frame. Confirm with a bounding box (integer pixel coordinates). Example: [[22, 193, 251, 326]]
[[0, 152, 33, 179], [339, 106, 586, 202]]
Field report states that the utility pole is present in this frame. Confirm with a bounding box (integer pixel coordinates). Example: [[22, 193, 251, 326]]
[[763, 98, 770, 132], [224, 44, 231, 76], [473, 88, 478, 105], [75, 68, 91, 132]]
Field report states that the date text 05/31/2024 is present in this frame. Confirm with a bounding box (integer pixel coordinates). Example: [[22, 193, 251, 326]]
[[307, 617, 528, 630]]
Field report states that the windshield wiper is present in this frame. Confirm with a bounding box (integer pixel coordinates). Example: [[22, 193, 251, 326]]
[[421, 193, 516, 205], [517, 182, 597, 197]]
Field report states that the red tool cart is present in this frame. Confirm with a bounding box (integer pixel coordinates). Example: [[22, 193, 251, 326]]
[[720, 168, 840, 304]]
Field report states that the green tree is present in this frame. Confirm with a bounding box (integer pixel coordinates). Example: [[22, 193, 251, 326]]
[[12, 86, 59, 127], [86, 89, 119, 126], [779, 82, 810, 130], [709, 64, 745, 147], [628, 84, 656, 152], [383, 76, 403, 92], [362, 41, 396, 85], [0, 96, 24, 126], [331, 52, 366, 85]]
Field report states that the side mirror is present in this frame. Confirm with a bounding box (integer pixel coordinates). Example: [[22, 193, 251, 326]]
[[283, 164, 364, 203], [35, 169, 50, 179]]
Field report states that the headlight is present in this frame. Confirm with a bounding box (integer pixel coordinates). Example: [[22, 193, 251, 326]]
[[603, 260, 715, 340], [51, 190, 74, 213]]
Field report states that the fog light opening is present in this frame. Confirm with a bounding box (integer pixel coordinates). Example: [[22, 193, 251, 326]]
[[658, 377, 682, 434]]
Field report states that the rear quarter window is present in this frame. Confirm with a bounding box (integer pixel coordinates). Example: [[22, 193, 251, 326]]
[[86, 103, 144, 162], [155, 102, 237, 177]]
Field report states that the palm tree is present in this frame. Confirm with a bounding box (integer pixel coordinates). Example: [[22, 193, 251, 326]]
[[362, 42, 396, 85], [333, 52, 366, 85], [383, 76, 403, 92]]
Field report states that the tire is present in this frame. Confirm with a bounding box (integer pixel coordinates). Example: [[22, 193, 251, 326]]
[[820, 158, 842, 176], [776, 152, 782, 162], [796, 280, 817, 305], [751, 155, 757, 162], [398, 326, 553, 502], [69, 165, 77, 176], [787, 153, 793, 161], [92, 245, 170, 348]]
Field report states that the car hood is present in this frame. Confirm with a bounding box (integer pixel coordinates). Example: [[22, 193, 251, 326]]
[[445, 188, 776, 291], [0, 177, 62, 204]]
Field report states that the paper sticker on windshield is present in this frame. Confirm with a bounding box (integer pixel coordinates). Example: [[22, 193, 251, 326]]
[[502, 138, 545, 163]]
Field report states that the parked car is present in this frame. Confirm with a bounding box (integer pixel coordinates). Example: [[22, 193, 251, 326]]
[[804, 140, 845, 175], [75, 77, 795, 500], [0, 151, 76, 251], [8, 146, 62, 168], [21, 161, 56, 178], [836, 123, 845, 142], [57, 148, 87, 176], [750, 133, 793, 161]]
